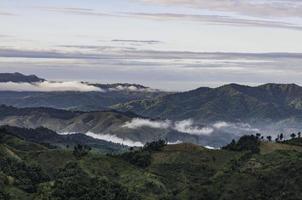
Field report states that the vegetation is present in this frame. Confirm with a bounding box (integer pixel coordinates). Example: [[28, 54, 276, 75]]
[[222, 135, 260, 154], [3, 128, 302, 199], [119, 140, 167, 167]]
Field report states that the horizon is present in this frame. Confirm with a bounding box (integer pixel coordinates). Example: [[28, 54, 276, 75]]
[[1, 71, 301, 92], [1, 0, 302, 90]]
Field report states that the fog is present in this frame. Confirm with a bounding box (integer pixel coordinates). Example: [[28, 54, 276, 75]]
[[0, 81, 103, 92]]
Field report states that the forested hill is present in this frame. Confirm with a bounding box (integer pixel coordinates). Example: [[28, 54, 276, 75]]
[[114, 83, 302, 122], [2, 127, 302, 200]]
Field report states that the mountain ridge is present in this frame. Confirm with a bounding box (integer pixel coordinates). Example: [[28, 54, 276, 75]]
[[114, 83, 302, 122]]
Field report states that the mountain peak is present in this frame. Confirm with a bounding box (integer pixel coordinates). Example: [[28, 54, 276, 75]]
[[0, 72, 45, 83]]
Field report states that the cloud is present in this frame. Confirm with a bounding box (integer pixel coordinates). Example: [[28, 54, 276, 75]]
[[0, 81, 103, 92], [85, 132, 144, 147], [174, 119, 214, 135], [213, 121, 230, 129], [112, 39, 162, 44], [0, 11, 15, 16], [123, 118, 214, 135], [123, 119, 261, 136], [108, 85, 158, 92], [123, 118, 171, 129], [37, 4, 302, 30], [2, 46, 302, 91], [38, 6, 114, 17], [125, 12, 302, 31], [213, 121, 260, 133], [137, 0, 302, 18]]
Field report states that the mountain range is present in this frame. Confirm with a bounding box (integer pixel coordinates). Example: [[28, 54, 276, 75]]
[[114, 83, 302, 122], [1, 73, 302, 147]]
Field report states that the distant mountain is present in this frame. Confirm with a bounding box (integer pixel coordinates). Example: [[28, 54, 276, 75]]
[[0, 105, 238, 147], [114, 83, 302, 122], [0, 73, 168, 111], [0, 72, 44, 82]]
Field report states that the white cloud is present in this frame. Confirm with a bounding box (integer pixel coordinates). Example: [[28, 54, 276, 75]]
[[168, 140, 183, 145], [123, 118, 214, 135], [85, 132, 144, 147], [137, 0, 302, 18], [0, 81, 104, 92], [174, 119, 214, 135], [58, 131, 144, 146], [108, 85, 157, 92], [213, 121, 231, 129], [123, 118, 171, 129], [213, 121, 260, 133]]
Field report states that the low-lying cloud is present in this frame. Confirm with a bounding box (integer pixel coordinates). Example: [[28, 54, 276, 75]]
[[123, 118, 171, 129], [59, 131, 144, 146], [108, 85, 158, 92], [212, 121, 260, 133], [0, 81, 103, 92], [123, 118, 214, 135], [174, 119, 214, 135], [85, 132, 144, 147], [123, 118, 260, 136]]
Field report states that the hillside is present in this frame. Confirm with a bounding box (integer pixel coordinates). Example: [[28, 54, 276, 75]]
[[0, 105, 239, 147], [114, 83, 302, 122], [2, 129, 302, 200], [0, 126, 126, 153]]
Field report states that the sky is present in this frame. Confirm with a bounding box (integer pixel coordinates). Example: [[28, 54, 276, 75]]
[[1, 0, 302, 91]]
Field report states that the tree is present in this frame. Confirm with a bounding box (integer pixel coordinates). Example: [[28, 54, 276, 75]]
[[222, 135, 260, 154], [280, 133, 284, 141], [266, 136, 272, 142], [73, 144, 91, 159], [298, 132, 301, 138], [256, 133, 261, 139], [290, 133, 296, 139]]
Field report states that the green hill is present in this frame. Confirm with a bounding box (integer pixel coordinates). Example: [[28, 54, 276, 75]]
[[2, 129, 302, 199], [114, 83, 302, 122]]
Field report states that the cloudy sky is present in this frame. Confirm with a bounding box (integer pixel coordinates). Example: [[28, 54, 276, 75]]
[[1, 0, 302, 91]]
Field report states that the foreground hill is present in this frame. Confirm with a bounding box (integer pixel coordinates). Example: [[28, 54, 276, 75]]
[[2, 129, 302, 200], [114, 83, 302, 122]]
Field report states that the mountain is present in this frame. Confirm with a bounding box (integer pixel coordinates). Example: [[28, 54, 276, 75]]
[[0, 105, 238, 147], [114, 83, 302, 122], [0, 73, 168, 111], [2, 129, 302, 200], [0, 72, 44, 83]]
